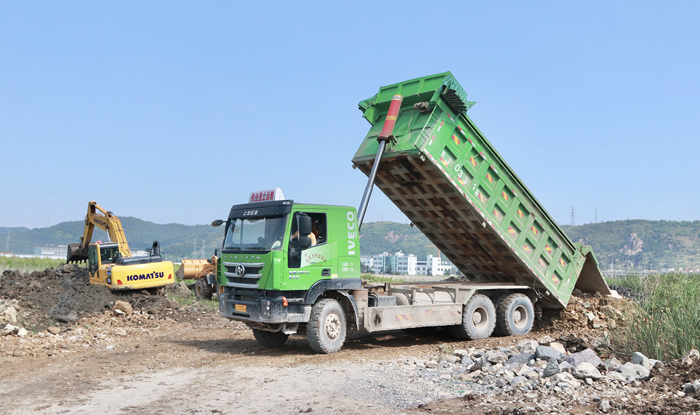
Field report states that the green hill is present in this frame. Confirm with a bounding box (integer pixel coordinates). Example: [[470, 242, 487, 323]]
[[0, 218, 223, 261], [2, 218, 700, 269], [562, 220, 700, 271]]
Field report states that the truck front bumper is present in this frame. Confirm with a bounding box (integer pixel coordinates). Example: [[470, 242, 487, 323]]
[[219, 287, 311, 324]]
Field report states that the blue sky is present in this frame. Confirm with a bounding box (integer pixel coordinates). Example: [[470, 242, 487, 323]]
[[1, 1, 699, 229]]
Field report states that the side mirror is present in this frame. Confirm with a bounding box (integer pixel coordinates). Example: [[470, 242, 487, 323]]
[[298, 236, 312, 249], [212, 219, 225, 227], [298, 214, 312, 236]]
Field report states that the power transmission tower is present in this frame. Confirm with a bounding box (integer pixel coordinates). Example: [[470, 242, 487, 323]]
[[193, 239, 197, 258], [570, 207, 575, 226], [595, 207, 597, 223], [201, 240, 206, 258], [5, 230, 10, 252]]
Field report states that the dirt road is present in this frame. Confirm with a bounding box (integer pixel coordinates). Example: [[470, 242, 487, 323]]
[[1, 306, 527, 415]]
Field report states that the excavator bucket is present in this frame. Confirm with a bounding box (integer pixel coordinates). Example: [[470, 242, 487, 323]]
[[66, 243, 89, 263], [177, 259, 213, 280]]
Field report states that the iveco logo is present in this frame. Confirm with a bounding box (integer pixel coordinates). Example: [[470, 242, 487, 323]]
[[235, 264, 245, 277]]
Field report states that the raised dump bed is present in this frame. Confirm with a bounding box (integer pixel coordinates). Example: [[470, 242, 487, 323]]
[[352, 72, 609, 308]]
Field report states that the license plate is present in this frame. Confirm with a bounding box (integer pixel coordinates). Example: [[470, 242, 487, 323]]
[[234, 304, 247, 313]]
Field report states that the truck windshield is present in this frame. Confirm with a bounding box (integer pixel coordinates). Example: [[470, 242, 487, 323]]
[[224, 215, 288, 252]]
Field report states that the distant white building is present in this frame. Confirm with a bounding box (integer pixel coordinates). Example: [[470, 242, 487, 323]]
[[33, 245, 68, 259], [363, 252, 453, 276], [371, 253, 390, 273], [394, 252, 417, 275]]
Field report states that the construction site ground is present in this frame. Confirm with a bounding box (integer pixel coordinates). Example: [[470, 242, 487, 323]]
[[1, 265, 699, 414]]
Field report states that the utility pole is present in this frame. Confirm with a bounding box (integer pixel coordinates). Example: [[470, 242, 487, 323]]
[[570, 207, 575, 226]]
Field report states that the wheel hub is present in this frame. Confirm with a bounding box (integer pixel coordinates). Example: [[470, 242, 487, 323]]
[[325, 313, 341, 340], [513, 309, 522, 322]]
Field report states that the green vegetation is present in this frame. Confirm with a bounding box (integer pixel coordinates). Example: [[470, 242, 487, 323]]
[[608, 272, 700, 361], [360, 273, 410, 284], [0, 256, 64, 274]]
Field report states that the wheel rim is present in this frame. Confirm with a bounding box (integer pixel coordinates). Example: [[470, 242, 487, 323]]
[[513, 305, 528, 329], [325, 312, 341, 340], [195, 284, 202, 296], [471, 307, 489, 331]]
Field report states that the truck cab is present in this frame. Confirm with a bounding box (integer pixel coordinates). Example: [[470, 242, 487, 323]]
[[216, 198, 362, 351]]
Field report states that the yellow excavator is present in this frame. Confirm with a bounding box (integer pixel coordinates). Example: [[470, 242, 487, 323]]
[[67, 201, 175, 291]]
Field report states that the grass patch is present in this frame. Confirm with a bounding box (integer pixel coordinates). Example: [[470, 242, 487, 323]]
[[609, 272, 700, 361], [360, 273, 409, 284], [0, 256, 65, 274]]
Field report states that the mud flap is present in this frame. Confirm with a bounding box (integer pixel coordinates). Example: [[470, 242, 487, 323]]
[[574, 252, 611, 295]]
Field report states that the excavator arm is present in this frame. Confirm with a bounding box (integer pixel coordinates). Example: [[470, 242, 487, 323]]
[[67, 201, 133, 263]]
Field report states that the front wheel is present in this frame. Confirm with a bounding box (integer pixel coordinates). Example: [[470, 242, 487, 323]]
[[448, 294, 496, 340], [252, 329, 289, 348], [307, 299, 346, 354], [194, 279, 213, 299]]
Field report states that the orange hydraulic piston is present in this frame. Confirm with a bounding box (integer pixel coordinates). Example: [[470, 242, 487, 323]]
[[377, 94, 404, 142]]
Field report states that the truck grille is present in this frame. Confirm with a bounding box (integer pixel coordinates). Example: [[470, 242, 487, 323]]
[[223, 262, 264, 289]]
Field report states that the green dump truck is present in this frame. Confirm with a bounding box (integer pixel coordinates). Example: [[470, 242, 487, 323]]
[[214, 73, 610, 354]]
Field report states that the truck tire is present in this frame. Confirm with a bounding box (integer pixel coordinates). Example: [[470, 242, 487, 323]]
[[496, 293, 534, 336], [491, 294, 508, 336], [307, 298, 346, 354], [448, 294, 496, 340], [252, 329, 289, 348], [194, 279, 213, 300]]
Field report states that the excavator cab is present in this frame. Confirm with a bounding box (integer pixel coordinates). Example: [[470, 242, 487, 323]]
[[87, 242, 119, 277]]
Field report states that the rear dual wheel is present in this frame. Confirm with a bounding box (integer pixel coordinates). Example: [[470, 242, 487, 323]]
[[495, 293, 534, 336], [448, 294, 496, 340]]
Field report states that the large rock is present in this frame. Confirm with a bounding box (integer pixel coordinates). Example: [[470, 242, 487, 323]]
[[506, 352, 535, 367], [461, 356, 475, 367], [1, 323, 19, 336], [573, 362, 603, 380], [602, 358, 622, 372], [682, 349, 699, 366], [632, 352, 651, 370], [549, 342, 567, 355], [484, 350, 508, 364], [517, 340, 539, 354], [535, 345, 563, 361], [113, 301, 133, 316], [618, 362, 650, 381], [442, 354, 460, 364], [0, 303, 19, 324], [563, 348, 602, 367], [598, 305, 618, 319], [552, 372, 581, 389], [543, 359, 560, 378]]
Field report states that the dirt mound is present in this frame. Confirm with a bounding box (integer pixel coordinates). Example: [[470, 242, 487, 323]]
[[0, 264, 178, 331]]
